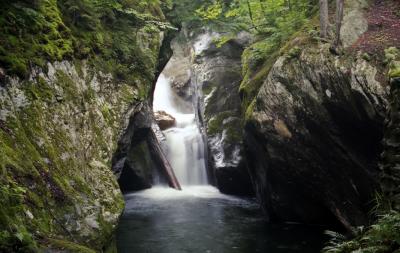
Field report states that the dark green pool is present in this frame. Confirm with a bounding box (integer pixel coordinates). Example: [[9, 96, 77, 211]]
[[116, 186, 327, 253]]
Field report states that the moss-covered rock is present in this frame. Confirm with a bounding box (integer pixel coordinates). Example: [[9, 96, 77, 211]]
[[243, 0, 390, 230], [0, 1, 165, 251]]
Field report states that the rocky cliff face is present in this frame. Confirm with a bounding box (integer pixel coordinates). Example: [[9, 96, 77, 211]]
[[162, 30, 253, 195], [0, 61, 128, 251], [241, 0, 392, 229], [0, 1, 164, 251], [245, 46, 387, 229]]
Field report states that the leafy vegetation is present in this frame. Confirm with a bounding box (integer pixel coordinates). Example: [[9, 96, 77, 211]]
[[164, 0, 318, 113], [0, 184, 38, 252], [323, 211, 400, 253], [0, 0, 169, 84]]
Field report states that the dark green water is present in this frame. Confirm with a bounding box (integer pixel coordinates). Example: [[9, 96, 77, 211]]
[[117, 186, 327, 253]]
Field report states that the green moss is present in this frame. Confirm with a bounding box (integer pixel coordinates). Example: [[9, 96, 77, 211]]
[[389, 64, 400, 79], [0, 0, 74, 77], [385, 47, 399, 63], [46, 239, 96, 253], [362, 52, 371, 62], [0, 183, 39, 253], [239, 14, 319, 124], [207, 111, 242, 143], [0, 0, 162, 251], [104, 238, 118, 253], [384, 47, 400, 79], [245, 99, 256, 122], [240, 48, 279, 113], [287, 46, 302, 59], [101, 104, 113, 124], [0, 0, 165, 82], [121, 84, 138, 103]]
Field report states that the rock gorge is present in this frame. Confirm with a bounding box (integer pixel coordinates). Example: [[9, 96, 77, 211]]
[[0, 0, 399, 252]]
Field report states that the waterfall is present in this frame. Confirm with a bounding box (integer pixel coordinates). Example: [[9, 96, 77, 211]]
[[153, 74, 208, 186]]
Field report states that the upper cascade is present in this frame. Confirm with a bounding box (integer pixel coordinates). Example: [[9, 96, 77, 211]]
[[153, 74, 208, 186]]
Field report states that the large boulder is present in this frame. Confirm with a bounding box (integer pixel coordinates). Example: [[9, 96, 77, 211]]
[[245, 45, 387, 229], [154, 110, 176, 130]]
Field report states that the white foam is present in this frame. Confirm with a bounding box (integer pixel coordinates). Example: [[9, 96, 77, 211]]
[[126, 186, 240, 201]]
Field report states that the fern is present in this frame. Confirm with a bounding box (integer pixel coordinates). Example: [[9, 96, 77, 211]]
[[322, 211, 400, 253]]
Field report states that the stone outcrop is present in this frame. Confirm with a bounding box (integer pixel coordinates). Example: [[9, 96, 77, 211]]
[[245, 45, 387, 229], [112, 103, 157, 192], [163, 30, 254, 195], [0, 6, 164, 251], [162, 33, 192, 100], [154, 110, 176, 130], [112, 104, 180, 192], [191, 31, 254, 195], [0, 61, 128, 250]]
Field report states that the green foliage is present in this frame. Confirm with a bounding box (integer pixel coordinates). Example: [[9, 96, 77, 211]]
[[0, 0, 74, 77], [188, 0, 316, 116], [46, 239, 96, 253], [287, 46, 302, 59], [162, 0, 213, 28], [385, 47, 400, 79], [0, 183, 38, 252], [193, 0, 314, 33], [323, 211, 400, 253], [208, 111, 241, 139], [196, 1, 223, 21], [385, 47, 399, 63], [213, 35, 235, 48], [0, 0, 170, 83]]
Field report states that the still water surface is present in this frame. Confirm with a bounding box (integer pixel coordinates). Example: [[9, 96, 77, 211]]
[[117, 186, 327, 253]]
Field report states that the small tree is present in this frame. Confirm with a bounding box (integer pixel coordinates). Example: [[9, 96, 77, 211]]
[[319, 0, 329, 38], [334, 0, 344, 47]]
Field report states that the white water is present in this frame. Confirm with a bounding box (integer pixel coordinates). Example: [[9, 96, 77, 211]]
[[125, 185, 245, 202], [153, 74, 208, 186]]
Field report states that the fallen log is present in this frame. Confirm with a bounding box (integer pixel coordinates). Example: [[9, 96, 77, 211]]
[[148, 128, 181, 190]]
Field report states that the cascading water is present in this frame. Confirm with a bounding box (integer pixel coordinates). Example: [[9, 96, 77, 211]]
[[117, 73, 327, 252], [153, 74, 208, 186], [117, 36, 327, 253]]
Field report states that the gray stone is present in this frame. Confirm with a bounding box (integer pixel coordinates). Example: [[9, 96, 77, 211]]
[[246, 45, 387, 230]]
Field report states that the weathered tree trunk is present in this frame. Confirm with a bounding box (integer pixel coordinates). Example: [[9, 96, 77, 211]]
[[148, 129, 182, 190], [334, 0, 344, 47], [319, 0, 329, 38]]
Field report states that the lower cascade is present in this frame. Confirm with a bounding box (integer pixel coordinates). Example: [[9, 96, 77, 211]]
[[153, 74, 208, 186]]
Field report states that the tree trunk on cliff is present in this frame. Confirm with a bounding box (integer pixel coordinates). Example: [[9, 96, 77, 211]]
[[334, 0, 344, 47], [319, 0, 329, 38]]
